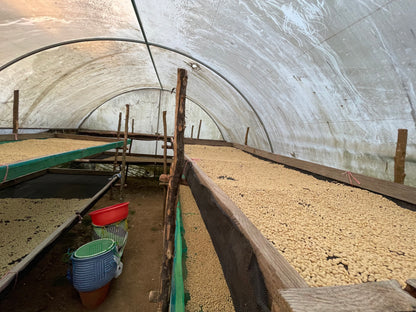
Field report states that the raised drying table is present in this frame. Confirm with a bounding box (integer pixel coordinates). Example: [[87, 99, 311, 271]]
[[0, 136, 129, 183], [0, 136, 127, 296], [184, 145, 416, 311]]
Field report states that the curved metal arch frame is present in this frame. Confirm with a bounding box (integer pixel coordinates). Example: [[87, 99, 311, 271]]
[[77, 87, 227, 141], [0, 37, 273, 152]]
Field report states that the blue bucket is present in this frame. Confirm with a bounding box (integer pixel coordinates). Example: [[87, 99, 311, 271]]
[[71, 239, 119, 292]]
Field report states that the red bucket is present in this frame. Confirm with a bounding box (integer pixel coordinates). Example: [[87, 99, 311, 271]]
[[89, 202, 129, 226]]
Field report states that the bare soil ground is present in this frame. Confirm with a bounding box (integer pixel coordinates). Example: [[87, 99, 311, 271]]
[[0, 178, 164, 312]]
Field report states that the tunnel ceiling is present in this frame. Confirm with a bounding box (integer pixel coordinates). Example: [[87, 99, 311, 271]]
[[0, 0, 415, 185]]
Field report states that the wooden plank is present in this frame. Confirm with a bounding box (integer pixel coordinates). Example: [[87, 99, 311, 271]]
[[12, 90, 19, 135], [184, 156, 308, 312], [394, 129, 408, 184], [184, 138, 233, 147], [75, 155, 173, 165], [0, 132, 54, 142], [279, 280, 416, 312], [233, 143, 416, 205], [405, 279, 416, 298], [160, 68, 187, 312], [191, 125, 194, 139], [54, 133, 121, 142], [119, 104, 129, 199], [47, 168, 114, 176], [78, 129, 171, 141]]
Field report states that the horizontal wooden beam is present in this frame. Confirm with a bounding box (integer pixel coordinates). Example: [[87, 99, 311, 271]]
[[184, 156, 308, 311], [0, 132, 54, 142], [54, 133, 123, 142], [78, 129, 170, 141], [279, 280, 416, 311], [234, 143, 416, 206], [184, 138, 233, 146]]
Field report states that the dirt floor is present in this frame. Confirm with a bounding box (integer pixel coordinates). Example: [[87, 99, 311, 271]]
[[0, 178, 164, 312], [180, 187, 234, 312], [186, 145, 416, 288]]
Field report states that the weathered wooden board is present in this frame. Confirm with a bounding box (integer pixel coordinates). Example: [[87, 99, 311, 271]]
[[0, 132, 54, 142], [234, 143, 416, 205], [280, 280, 416, 312], [184, 138, 233, 146]]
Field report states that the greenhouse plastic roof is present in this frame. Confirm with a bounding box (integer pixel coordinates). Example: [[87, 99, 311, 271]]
[[0, 0, 415, 186]]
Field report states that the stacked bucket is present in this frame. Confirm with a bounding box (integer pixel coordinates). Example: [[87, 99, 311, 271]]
[[71, 202, 129, 309]]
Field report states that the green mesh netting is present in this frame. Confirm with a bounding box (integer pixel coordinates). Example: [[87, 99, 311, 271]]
[[170, 200, 185, 312]]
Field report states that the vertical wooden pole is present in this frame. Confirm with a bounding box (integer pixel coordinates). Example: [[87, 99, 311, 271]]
[[110, 112, 123, 200], [163, 111, 168, 175], [113, 112, 123, 173], [131, 118, 135, 134], [162, 110, 168, 221], [13, 90, 19, 135], [394, 129, 407, 184], [120, 104, 130, 200], [245, 127, 250, 145], [160, 68, 187, 312], [197, 119, 202, 139], [191, 125, 194, 139]]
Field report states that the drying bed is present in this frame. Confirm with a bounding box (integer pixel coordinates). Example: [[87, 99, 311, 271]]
[[179, 187, 234, 311], [185, 145, 416, 288], [0, 198, 90, 278], [0, 138, 126, 183]]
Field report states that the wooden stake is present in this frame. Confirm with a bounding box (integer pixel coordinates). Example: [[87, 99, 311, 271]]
[[162, 110, 169, 220], [197, 119, 202, 139], [394, 129, 407, 184], [125, 119, 134, 180], [245, 127, 250, 145], [110, 112, 123, 200], [120, 105, 130, 199], [160, 68, 187, 312], [163, 111, 168, 175], [191, 125, 194, 139], [112, 112, 123, 173], [13, 90, 19, 135]]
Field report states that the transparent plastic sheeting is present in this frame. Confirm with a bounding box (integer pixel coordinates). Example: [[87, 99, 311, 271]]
[[0, 0, 415, 186], [81, 89, 222, 156], [137, 0, 416, 185], [0, 0, 142, 66], [81, 89, 222, 139], [0, 41, 159, 129]]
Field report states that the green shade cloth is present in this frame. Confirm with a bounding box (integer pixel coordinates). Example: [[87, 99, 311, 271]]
[[170, 200, 185, 312]]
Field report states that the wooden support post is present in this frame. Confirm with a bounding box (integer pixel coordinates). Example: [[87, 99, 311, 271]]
[[394, 129, 407, 184], [13, 90, 19, 136], [163, 111, 168, 175], [125, 119, 134, 180], [112, 112, 123, 173], [110, 112, 123, 200], [245, 126, 250, 145], [191, 125, 194, 139], [161, 110, 169, 220], [197, 119, 202, 139], [119, 105, 130, 200], [160, 68, 187, 312]]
